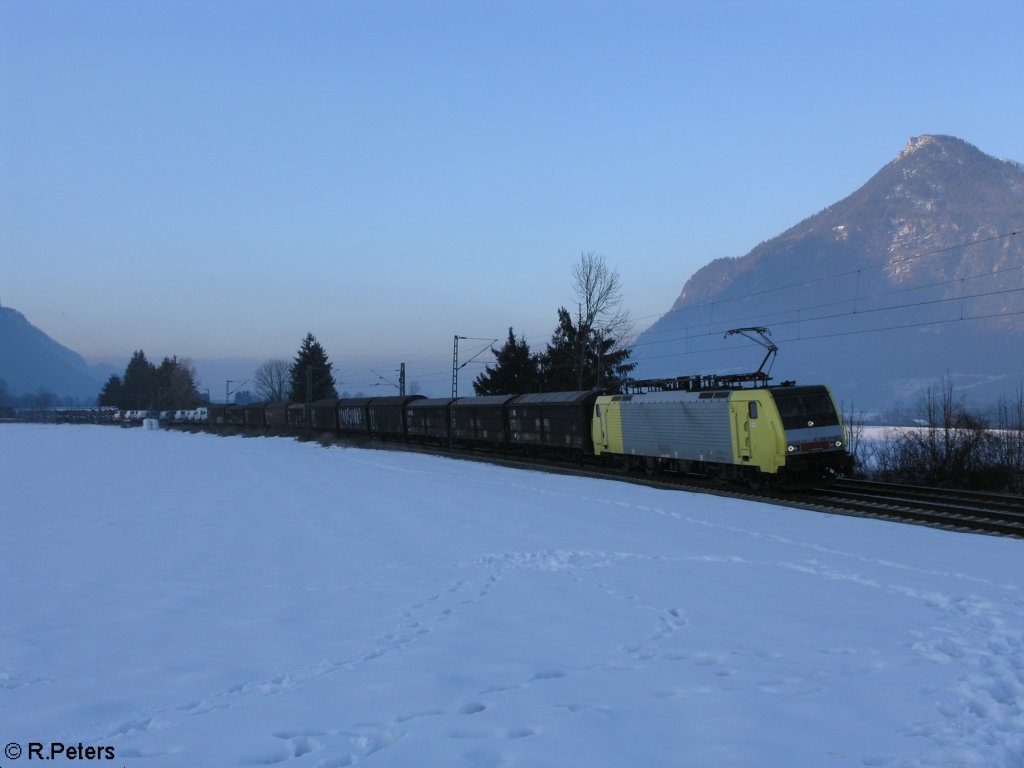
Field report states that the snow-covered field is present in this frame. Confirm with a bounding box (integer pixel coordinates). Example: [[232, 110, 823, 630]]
[[2, 424, 1022, 768]]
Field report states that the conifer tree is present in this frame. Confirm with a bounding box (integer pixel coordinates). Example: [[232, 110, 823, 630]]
[[122, 350, 156, 409], [539, 307, 635, 392], [288, 333, 339, 402], [473, 328, 540, 395], [155, 356, 200, 409], [99, 352, 200, 409], [98, 374, 124, 407]]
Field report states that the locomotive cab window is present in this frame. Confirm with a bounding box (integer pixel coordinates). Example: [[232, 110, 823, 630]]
[[748, 402, 758, 419], [772, 387, 839, 430]]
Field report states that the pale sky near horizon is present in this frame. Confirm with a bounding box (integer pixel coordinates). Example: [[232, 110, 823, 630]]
[[3, 0, 1023, 394]]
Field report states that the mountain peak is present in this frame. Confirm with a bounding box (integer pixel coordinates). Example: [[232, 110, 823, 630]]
[[896, 134, 972, 160], [899, 134, 942, 158], [635, 135, 1024, 409], [892, 134, 1021, 176]]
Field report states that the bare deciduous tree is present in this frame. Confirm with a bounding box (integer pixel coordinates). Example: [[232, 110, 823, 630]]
[[541, 252, 635, 391], [253, 359, 291, 402], [572, 251, 632, 342], [992, 384, 1024, 493], [874, 376, 1014, 490], [840, 401, 871, 476]]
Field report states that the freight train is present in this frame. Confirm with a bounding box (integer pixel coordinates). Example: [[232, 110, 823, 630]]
[[196, 377, 852, 488]]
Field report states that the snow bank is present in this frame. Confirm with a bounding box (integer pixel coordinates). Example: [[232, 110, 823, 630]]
[[1, 424, 1021, 767]]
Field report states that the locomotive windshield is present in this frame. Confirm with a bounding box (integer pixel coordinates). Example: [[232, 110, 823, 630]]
[[771, 387, 840, 430]]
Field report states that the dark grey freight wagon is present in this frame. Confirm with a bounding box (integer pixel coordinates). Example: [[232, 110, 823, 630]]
[[508, 390, 598, 452], [406, 398, 454, 442], [311, 399, 341, 431], [368, 395, 425, 438], [207, 403, 228, 425], [336, 397, 374, 434], [225, 404, 247, 426], [452, 394, 517, 446], [265, 402, 290, 429], [287, 402, 307, 429], [244, 402, 267, 428]]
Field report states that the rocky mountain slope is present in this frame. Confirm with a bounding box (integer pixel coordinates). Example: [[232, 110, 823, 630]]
[[0, 306, 104, 401], [633, 135, 1024, 413]]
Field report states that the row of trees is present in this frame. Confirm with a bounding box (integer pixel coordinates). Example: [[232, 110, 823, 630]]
[[847, 379, 1024, 493], [0, 379, 78, 410], [98, 352, 201, 411], [91, 337, 340, 411], [252, 333, 339, 403], [474, 253, 635, 394], [246, 254, 635, 405]]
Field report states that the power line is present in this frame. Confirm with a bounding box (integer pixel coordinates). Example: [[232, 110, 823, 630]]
[[631, 227, 1023, 343], [635, 307, 1024, 364], [632, 283, 1024, 353], [302, 229, 1023, 391]]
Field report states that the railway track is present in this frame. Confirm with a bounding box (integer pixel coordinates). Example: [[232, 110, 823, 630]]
[[409, 446, 1024, 539], [199, 425, 1024, 539], [785, 477, 1024, 538]]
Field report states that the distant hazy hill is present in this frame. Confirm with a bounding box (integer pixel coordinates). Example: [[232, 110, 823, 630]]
[[0, 306, 104, 401], [633, 135, 1024, 413]]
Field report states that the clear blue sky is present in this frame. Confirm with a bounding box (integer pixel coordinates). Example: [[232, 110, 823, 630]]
[[3, 0, 1023, 394]]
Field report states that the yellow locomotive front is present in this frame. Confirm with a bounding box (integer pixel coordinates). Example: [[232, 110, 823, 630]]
[[762, 385, 852, 485]]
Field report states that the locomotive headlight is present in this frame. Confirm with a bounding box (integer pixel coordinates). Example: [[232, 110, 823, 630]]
[[835, 440, 843, 447], [787, 445, 796, 452]]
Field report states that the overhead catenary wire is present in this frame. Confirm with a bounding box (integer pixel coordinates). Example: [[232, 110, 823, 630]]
[[325, 228, 1022, 391]]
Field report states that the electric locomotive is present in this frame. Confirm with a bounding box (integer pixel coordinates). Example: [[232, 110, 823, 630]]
[[592, 383, 851, 487], [591, 327, 853, 487]]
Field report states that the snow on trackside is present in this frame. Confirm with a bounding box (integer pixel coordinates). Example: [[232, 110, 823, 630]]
[[1, 424, 1022, 768]]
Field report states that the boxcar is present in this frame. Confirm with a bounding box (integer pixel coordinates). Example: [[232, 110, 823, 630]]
[[508, 390, 599, 452], [406, 397, 454, 443], [244, 402, 267, 428], [311, 399, 341, 431], [265, 402, 290, 429], [225, 404, 247, 426], [368, 395, 425, 439], [207, 404, 229, 426], [452, 394, 516, 446], [336, 397, 374, 434], [287, 402, 307, 429]]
